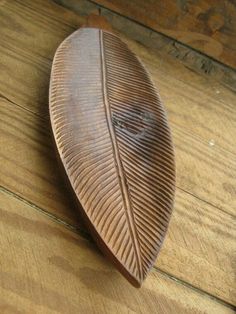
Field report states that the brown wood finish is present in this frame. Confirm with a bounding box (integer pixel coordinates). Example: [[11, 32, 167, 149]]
[[0, 0, 235, 217], [53, 0, 236, 92], [0, 189, 234, 314], [79, 0, 236, 69], [0, 97, 235, 305], [49, 27, 175, 286], [0, 0, 235, 310]]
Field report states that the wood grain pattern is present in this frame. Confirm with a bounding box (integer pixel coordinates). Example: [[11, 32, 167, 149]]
[[0, 98, 235, 304], [0, 1, 235, 216], [53, 0, 236, 92], [0, 0, 235, 308], [76, 0, 236, 69], [0, 97, 81, 227], [1, 39, 235, 220], [0, 0, 235, 147], [0, 188, 234, 314], [50, 28, 175, 286]]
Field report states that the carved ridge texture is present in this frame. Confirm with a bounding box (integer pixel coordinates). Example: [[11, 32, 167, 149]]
[[49, 28, 175, 286]]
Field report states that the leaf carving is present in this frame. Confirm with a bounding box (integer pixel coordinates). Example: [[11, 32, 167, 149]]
[[49, 28, 175, 287]]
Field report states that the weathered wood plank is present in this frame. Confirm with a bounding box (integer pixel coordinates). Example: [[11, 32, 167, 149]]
[[0, 188, 234, 314], [0, 98, 81, 228], [0, 0, 235, 305], [1, 0, 235, 149], [1, 36, 235, 216], [1, 37, 235, 157], [60, 0, 236, 69], [53, 0, 236, 92], [158, 190, 236, 305], [0, 99, 235, 304]]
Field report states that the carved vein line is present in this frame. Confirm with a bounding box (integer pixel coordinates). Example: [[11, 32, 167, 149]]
[[99, 30, 142, 279]]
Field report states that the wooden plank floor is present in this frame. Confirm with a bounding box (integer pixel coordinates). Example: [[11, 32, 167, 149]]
[[0, 0, 235, 313], [56, 0, 236, 69]]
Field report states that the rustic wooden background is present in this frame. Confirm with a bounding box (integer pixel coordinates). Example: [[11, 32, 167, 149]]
[[55, 0, 236, 92], [91, 0, 236, 68], [0, 0, 235, 313], [86, 0, 236, 69]]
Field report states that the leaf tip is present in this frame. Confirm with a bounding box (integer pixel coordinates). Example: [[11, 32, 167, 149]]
[[119, 266, 146, 288]]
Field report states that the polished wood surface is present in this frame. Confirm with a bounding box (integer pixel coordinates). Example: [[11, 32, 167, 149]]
[[0, 0, 235, 312], [50, 27, 175, 286]]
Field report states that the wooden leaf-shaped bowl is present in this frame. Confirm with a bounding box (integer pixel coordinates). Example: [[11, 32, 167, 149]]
[[49, 28, 175, 287]]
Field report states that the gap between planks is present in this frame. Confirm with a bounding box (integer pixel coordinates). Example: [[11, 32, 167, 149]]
[[0, 93, 46, 120], [1, 35, 235, 157], [1, 93, 234, 220], [0, 184, 235, 311], [177, 187, 236, 220], [52, 0, 236, 92], [1, 93, 235, 231], [0, 0, 235, 308]]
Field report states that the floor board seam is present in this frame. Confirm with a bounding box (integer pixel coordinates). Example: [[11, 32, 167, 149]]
[[1, 23, 235, 106], [177, 186, 236, 219], [0, 184, 234, 308], [1, 94, 235, 219], [82, 0, 235, 72], [0, 185, 83, 235], [154, 267, 236, 310], [14, 0, 78, 30], [0, 94, 46, 121]]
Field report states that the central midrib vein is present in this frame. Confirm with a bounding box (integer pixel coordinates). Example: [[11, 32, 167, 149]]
[[99, 30, 142, 280]]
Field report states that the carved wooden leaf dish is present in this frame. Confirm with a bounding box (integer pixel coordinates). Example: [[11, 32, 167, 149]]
[[49, 28, 175, 287]]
